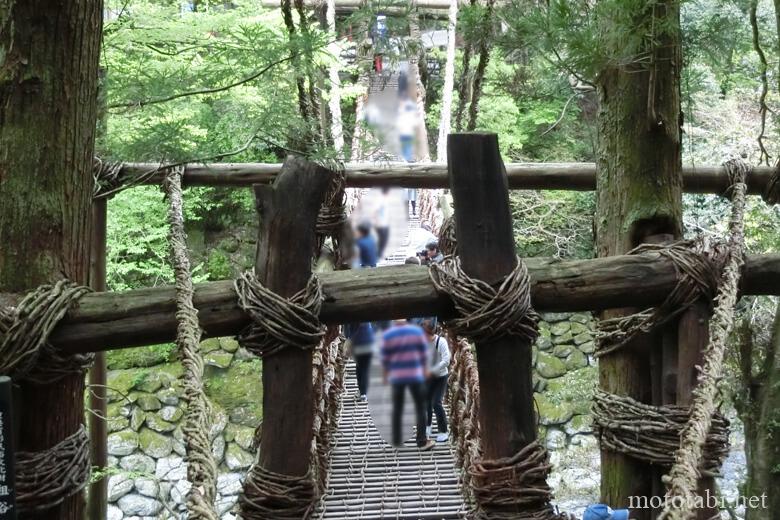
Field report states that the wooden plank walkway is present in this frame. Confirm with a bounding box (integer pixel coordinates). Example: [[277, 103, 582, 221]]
[[314, 362, 467, 519], [316, 198, 467, 519]]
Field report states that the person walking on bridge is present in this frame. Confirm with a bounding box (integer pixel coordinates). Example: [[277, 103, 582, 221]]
[[345, 322, 375, 401], [381, 320, 436, 451], [397, 91, 418, 163], [422, 320, 450, 442]]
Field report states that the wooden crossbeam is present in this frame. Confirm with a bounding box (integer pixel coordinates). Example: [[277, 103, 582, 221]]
[[121, 162, 776, 196], [41, 252, 780, 355]]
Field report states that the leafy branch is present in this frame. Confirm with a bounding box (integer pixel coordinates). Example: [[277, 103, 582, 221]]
[[107, 53, 299, 110]]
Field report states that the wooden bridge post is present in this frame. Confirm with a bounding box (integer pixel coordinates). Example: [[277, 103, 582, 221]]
[[446, 133, 537, 459], [252, 156, 335, 480], [677, 303, 718, 520], [87, 198, 108, 520]]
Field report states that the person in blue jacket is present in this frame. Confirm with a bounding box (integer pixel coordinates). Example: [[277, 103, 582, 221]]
[[345, 322, 375, 400], [583, 504, 631, 520], [355, 221, 378, 268]]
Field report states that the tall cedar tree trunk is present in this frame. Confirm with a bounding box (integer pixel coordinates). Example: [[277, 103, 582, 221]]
[[466, 0, 495, 132], [436, 0, 459, 161], [325, 0, 345, 155], [408, 10, 431, 162], [739, 305, 780, 520], [595, 2, 683, 518], [295, 0, 322, 138], [350, 9, 371, 161], [0, 2, 102, 519], [775, 0, 780, 92], [454, 0, 477, 131], [282, 0, 310, 125]]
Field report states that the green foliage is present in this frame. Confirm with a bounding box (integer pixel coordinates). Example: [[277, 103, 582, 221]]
[[428, 47, 595, 162], [107, 344, 178, 370], [206, 249, 233, 280], [107, 187, 172, 291], [512, 190, 595, 259], [204, 359, 263, 424]]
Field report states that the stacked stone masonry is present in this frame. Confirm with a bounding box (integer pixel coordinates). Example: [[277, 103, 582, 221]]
[[102, 313, 597, 519]]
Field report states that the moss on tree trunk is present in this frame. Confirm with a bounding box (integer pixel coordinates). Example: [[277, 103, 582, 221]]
[[740, 306, 780, 520], [0, 1, 102, 518], [595, 1, 683, 517]]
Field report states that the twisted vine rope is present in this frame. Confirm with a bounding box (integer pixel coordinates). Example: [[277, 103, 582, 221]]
[[234, 272, 325, 358], [0, 279, 93, 383], [438, 216, 458, 256], [436, 257, 569, 519], [595, 238, 728, 357], [163, 166, 219, 520], [0, 281, 93, 511], [418, 188, 445, 232], [763, 164, 779, 204], [658, 159, 748, 520], [446, 336, 481, 503], [93, 157, 168, 200], [592, 390, 729, 476], [235, 267, 345, 519], [92, 157, 125, 199], [311, 328, 347, 493], [316, 167, 347, 240], [470, 440, 571, 520], [240, 465, 318, 519], [239, 330, 346, 520], [16, 425, 90, 513], [430, 256, 539, 343], [446, 336, 572, 520]]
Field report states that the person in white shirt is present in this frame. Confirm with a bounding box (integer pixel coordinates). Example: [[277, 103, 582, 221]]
[[421, 319, 450, 442], [406, 222, 437, 259], [397, 93, 418, 162]]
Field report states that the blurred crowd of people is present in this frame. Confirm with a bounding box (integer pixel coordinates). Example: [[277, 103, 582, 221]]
[[345, 190, 447, 451], [344, 316, 450, 452]]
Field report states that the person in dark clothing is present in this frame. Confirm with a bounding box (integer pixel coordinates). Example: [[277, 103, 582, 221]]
[[345, 322, 375, 400], [355, 221, 378, 268], [381, 320, 435, 451], [397, 71, 409, 97], [420, 241, 444, 265]]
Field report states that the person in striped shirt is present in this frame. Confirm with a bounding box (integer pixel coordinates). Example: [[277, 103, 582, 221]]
[[381, 319, 436, 450]]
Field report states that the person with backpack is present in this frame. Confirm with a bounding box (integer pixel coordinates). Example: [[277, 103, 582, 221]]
[[421, 320, 450, 442]]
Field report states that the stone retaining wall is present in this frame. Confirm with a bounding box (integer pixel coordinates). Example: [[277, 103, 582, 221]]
[[105, 338, 259, 519], [102, 313, 597, 519]]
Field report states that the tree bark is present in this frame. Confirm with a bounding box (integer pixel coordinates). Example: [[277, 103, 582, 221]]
[[466, 0, 495, 131], [454, 0, 477, 131], [282, 0, 310, 126], [739, 304, 780, 520], [252, 156, 334, 478], [436, 0, 459, 161], [350, 5, 371, 161], [595, 1, 683, 516], [408, 8, 431, 162], [295, 0, 321, 134], [447, 135, 536, 510], [119, 161, 778, 194], [326, 0, 345, 156], [87, 199, 108, 520], [0, 1, 102, 519]]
